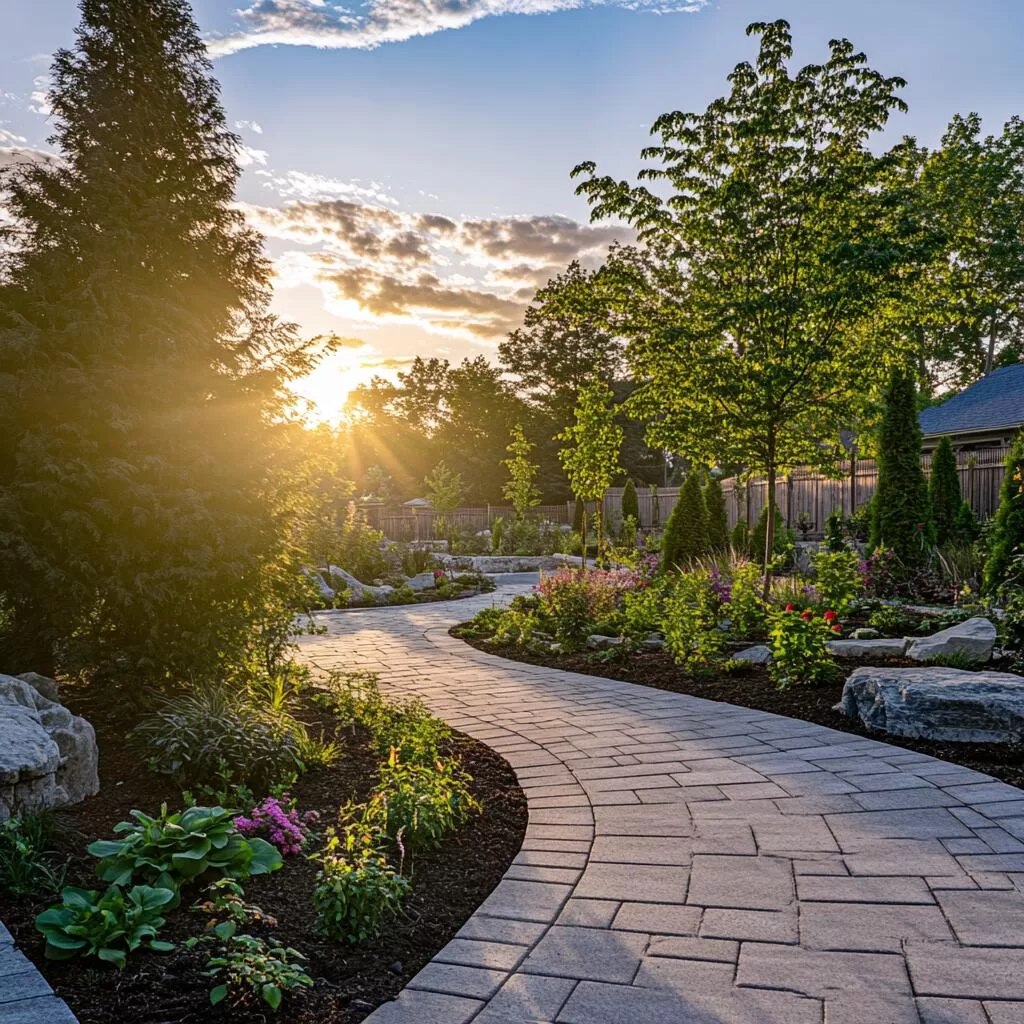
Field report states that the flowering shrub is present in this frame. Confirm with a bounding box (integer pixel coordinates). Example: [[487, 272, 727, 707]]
[[234, 798, 318, 856], [860, 548, 949, 603], [535, 567, 648, 650], [812, 550, 863, 615], [768, 606, 841, 689], [663, 570, 726, 670]]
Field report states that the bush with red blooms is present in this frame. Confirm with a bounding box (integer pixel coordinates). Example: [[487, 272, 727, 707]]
[[768, 606, 841, 689]]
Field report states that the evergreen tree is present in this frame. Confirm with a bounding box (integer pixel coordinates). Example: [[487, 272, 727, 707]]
[[572, 496, 586, 537], [662, 473, 709, 570], [869, 369, 935, 566], [704, 476, 729, 551], [983, 431, 1024, 593], [621, 479, 639, 530], [0, 0, 315, 680], [929, 437, 962, 546], [731, 519, 751, 556]]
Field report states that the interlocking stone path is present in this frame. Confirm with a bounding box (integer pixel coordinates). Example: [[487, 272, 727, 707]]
[[301, 584, 1024, 1024], [0, 922, 77, 1024]]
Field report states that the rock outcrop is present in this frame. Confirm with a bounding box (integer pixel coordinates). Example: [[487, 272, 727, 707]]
[[905, 617, 997, 664]]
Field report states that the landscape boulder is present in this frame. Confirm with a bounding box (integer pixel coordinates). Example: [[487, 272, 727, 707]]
[[840, 665, 1024, 743], [0, 674, 99, 819], [18, 671, 60, 703], [323, 566, 394, 604], [905, 616, 997, 664], [405, 572, 437, 592], [587, 635, 625, 650], [828, 637, 908, 659], [733, 645, 772, 665]]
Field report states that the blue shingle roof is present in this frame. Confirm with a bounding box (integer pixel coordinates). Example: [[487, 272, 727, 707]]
[[919, 364, 1024, 438]]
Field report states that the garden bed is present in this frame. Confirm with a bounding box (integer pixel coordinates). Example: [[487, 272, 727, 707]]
[[454, 628, 1024, 789], [0, 681, 527, 1024]]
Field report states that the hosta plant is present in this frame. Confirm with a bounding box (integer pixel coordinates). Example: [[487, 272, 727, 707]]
[[88, 804, 281, 894], [186, 923, 313, 1011], [35, 884, 175, 968], [768, 606, 841, 689]]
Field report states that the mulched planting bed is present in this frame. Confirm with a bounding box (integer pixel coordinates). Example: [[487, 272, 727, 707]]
[[455, 629, 1024, 790], [0, 681, 527, 1024]]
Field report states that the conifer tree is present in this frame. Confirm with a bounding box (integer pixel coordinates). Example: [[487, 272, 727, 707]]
[[0, 0, 316, 679], [983, 431, 1024, 593], [869, 369, 934, 566], [621, 478, 639, 532], [662, 472, 710, 570], [704, 476, 729, 551], [929, 437, 962, 547]]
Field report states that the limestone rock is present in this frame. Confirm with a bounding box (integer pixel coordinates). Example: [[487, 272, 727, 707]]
[[828, 637, 908, 659], [840, 665, 1024, 743], [905, 616, 997, 664], [734, 645, 772, 665], [17, 671, 60, 703], [324, 566, 393, 604], [641, 635, 665, 652], [304, 569, 335, 602], [405, 572, 437, 592], [0, 674, 99, 818]]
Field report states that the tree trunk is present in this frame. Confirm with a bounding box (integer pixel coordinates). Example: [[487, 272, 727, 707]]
[[580, 509, 587, 572], [762, 432, 777, 601], [985, 315, 999, 375]]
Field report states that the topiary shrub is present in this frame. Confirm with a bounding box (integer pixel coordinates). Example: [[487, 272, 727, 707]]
[[929, 436, 962, 547], [983, 431, 1024, 593], [662, 472, 709, 570], [870, 368, 934, 566], [704, 476, 729, 551]]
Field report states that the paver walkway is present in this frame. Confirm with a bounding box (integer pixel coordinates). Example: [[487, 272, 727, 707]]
[[299, 585, 1024, 1024]]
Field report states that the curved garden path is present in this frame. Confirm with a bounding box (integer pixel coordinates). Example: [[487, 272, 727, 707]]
[[299, 580, 1024, 1024]]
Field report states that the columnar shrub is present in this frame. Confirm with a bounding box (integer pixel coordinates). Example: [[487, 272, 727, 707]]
[[662, 473, 709, 569], [983, 431, 1024, 593], [621, 479, 640, 530], [704, 477, 729, 551], [870, 369, 934, 566], [929, 437, 962, 547]]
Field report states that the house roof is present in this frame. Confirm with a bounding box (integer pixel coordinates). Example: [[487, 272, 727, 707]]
[[919, 364, 1024, 439]]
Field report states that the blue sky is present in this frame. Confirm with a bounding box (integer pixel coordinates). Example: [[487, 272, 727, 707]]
[[3, 0, 1023, 419]]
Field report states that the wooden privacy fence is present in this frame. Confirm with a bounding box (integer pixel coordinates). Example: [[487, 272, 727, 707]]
[[367, 447, 1010, 542]]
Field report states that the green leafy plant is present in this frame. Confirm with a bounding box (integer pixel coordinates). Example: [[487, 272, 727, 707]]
[[750, 504, 794, 568], [131, 685, 303, 794], [312, 823, 410, 944], [769, 606, 841, 689], [663, 570, 725, 670], [729, 561, 768, 638], [371, 750, 479, 851], [983, 432, 1024, 593], [721, 658, 756, 674], [192, 878, 277, 930], [812, 549, 864, 615], [187, 924, 313, 1010], [866, 605, 916, 636], [88, 805, 282, 893], [0, 813, 68, 898], [35, 884, 175, 968]]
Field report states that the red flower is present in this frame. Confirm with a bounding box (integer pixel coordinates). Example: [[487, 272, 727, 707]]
[[785, 603, 796, 613], [831, 623, 842, 633], [823, 610, 837, 623], [801, 609, 813, 622]]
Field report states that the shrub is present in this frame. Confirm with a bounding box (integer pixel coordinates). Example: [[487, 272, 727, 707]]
[[621, 578, 669, 641], [0, 814, 67, 898], [621, 479, 640, 528], [663, 570, 725, 670], [750, 504, 794, 567], [328, 502, 389, 583], [730, 519, 750, 556], [768, 606, 841, 689], [983, 431, 1024, 593], [866, 605, 916, 636], [371, 751, 479, 850], [704, 477, 729, 551], [812, 549, 863, 615], [954, 501, 980, 544], [662, 473, 709, 569], [35, 884, 175, 968], [930, 437, 962, 547], [192, 878, 276, 930], [89, 805, 282, 893], [188, 924, 313, 1011], [534, 567, 640, 650], [870, 368, 934, 566], [131, 686, 303, 794], [312, 825, 410, 944], [729, 561, 768, 638], [234, 797, 317, 856], [824, 510, 847, 552]]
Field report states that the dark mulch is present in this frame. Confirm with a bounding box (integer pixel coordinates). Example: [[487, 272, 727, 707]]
[[455, 630, 1024, 790], [0, 681, 527, 1024]]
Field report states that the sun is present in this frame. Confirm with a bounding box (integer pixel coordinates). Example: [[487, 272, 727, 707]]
[[289, 349, 375, 424]]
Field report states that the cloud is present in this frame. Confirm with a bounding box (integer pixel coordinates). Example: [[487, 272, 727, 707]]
[[28, 76, 51, 116], [258, 168, 397, 207], [235, 119, 264, 134], [208, 0, 709, 57], [0, 145, 57, 170], [458, 214, 620, 264], [238, 144, 270, 166]]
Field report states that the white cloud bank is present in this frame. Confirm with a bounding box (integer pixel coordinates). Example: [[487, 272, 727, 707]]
[[209, 0, 709, 56]]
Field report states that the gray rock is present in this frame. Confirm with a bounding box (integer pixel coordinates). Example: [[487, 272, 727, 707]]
[[734, 645, 772, 665], [828, 637, 908, 659], [405, 571, 437, 592], [840, 665, 1024, 743], [0, 674, 99, 819], [17, 672, 60, 703], [304, 569, 335, 602], [906, 616, 997, 664], [641, 635, 665, 652], [587, 635, 625, 650], [851, 628, 881, 640], [324, 566, 393, 604]]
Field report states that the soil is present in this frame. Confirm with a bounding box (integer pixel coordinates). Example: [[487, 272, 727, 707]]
[[0, 681, 527, 1023], [455, 630, 1024, 790]]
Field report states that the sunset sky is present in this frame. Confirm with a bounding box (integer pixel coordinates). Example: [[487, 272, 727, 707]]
[[3, 0, 1024, 421]]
